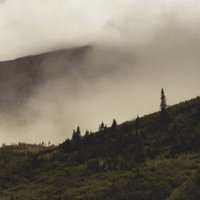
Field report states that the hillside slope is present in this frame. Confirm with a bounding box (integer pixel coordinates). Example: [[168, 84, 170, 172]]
[[0, 45, 91, 112], [0, 97, 200, 200]]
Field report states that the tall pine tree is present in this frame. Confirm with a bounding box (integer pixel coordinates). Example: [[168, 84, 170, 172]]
[[99, 122, 105, 131], [160, 88, 167, 125], [160, 88, 166, 113], [111, 119, 117, 129], [134, 115, 140, 130], [72, 126, 81, 141]]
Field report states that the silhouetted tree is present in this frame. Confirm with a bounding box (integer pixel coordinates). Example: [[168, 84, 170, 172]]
[[72, 126, 81, 141], [85, 130, 90, 136], [134, 115, 140, 130], [111, 119, 117, 129], [72, 129, 76, 140], [83, 130, 90, 147], [160, 88, 168, 125], [99, 122, 105, 131], [76, 126, 81, 138], [160, 88, 166, 114]]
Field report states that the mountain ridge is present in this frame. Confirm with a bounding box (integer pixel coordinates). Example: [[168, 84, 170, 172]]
[[0, 45, 92, 112], [0, 45, 92, 63]]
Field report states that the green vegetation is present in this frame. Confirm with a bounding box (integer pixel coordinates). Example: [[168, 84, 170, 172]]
[[0, 95, 200, 200]]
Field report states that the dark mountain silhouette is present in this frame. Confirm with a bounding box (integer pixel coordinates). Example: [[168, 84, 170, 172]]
[[0, 45, 91, 112], [0, 96, 199, 200]]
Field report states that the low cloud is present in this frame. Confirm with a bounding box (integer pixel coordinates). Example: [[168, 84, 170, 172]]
[[0, 0, 200, 144]]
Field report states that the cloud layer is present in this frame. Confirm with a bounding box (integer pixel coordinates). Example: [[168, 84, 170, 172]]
[[0, 0, 199, 60]]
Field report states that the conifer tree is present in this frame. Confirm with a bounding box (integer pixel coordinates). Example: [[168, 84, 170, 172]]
[[72, 129, 76, 140], [99, 122, 105, 131], [160, 88, 166, 113], [85, 130, 90, 137], [111, 119, 117, 129], [76, 126, 81, 138], [72, 126, 81, 141], [160, 88, 168, 125], [135, 115, 140, 130]]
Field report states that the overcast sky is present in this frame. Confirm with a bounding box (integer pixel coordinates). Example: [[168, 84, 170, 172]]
[[0, 0, 127, 60], [0, 0, 200, 144], [1, 0, 200, 60]]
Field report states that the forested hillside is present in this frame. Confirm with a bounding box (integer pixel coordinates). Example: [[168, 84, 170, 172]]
[[0, 95, 200, 200]]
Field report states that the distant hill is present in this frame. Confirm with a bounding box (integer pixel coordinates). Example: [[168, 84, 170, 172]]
[[0, 96, 199, 200], [0, 143, 55, 153], [0, 45, 91, 112]]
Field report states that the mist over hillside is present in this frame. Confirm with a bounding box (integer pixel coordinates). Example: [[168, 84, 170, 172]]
[[0, 44, 138, 144], [0, 46, 93, 143], [0, 0, 200, 144], [0, 39, 200, 144], [0, 46, 91, 111], [0, 1, 200, 200]]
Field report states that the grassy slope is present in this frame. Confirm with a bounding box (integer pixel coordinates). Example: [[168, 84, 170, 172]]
[[0, 97, 200, 200], [0, 153, 199, 200]]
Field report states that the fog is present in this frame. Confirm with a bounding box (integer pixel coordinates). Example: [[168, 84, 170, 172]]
[[0, 0, 200, 144]]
